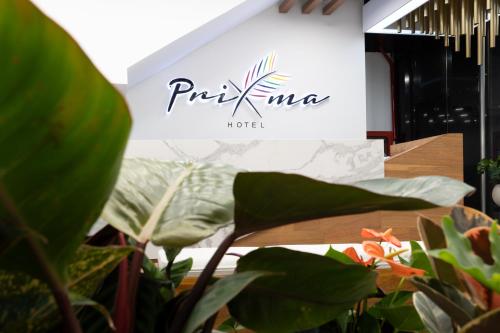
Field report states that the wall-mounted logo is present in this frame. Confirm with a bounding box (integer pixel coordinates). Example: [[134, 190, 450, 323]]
[[166, 52, 330, 127]]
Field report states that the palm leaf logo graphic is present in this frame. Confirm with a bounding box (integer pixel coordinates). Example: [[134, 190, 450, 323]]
[[231, 52, 290, 117], [243, 52, 290, 98]]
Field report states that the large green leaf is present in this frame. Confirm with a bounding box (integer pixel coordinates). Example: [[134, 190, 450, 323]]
[[233, 173, 474, 235], [101, 158, 238, 247], [134, 269, 173, 333], [324, 246, 355, 264], [429, 218, 500, 293], [357, 313, 380, 333], [0, 1, 131, 280], [417, 216, 464, 289], [170, 258, 194, 288], [411, 277, 476, 326], [368, 291, 413, 319], [182, 271, 270, 333], [0, 245, 132, 332], [409, 240, 435, 277], [413, 291, 453, 333], [376, 305, 424, 332], [228, 248, 377, 333]]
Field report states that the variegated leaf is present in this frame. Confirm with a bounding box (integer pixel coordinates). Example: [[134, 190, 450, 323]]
[[101, 158, 238, 247], [0, 245, 132, 332]]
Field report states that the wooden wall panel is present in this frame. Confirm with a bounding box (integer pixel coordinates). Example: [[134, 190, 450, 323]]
[[235, 212, 382, 246], [385, 133, 463, 181]]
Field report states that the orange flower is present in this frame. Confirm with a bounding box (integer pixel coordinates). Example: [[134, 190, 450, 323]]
[[362, 241, 385, 257], [361, 228, 402, 247], [362, 241, 426, 277], [342, 247, 374, 266], [384, 260, 427, 277]]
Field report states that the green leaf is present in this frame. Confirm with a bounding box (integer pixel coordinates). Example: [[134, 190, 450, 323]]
[[165, 247, 182, 263], [368, 291, 413, 319], [410, 240, 435, 276], [78, 270, 119, 333], [429, 218, 500, 293], [489, 221, 500, 268], [458, 308, 500, 333], [69, 293, 116, 332], [411, 277, 475, 326], [182, 271, 270, 333], [413, 291, 453, 333], [0, 1, 131, 281], [134, 273, 173, 333], [217, 317, 245, 333], [377, 305, 424, 332], [228, 248, 377, 333], [170, 258, 193, 288], [357, 313, 380, 333], [333, 310, 350, 333], [398, 255, 410, 266], [101, 159, 238, 247], [142, 256, 168, 281], [68, 245, 134, 296], [0, 245, 132, 332], [324, 246, 355, 264], [233, 173, 474, 235], [417, 216, 464, 289]]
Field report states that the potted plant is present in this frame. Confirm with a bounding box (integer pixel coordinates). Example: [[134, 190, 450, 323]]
[[477, 157, 500, 205]]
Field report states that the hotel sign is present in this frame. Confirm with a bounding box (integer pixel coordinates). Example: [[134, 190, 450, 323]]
[[165, 52, 330, 128]]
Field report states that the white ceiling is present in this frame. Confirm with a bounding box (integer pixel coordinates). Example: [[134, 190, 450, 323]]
[[363, 0, 429, 34], [32, 0, 247, 84]]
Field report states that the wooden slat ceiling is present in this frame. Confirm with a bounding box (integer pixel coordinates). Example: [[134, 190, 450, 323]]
[[279, 0, 345, 15]]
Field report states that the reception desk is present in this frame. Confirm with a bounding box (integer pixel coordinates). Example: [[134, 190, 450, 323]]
[[126, 139, 384, 248]]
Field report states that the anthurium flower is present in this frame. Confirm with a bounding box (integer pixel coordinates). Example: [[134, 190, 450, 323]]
[[361, 228, 402, 247], [362, 241, 385, 257], [362, 241, 426, 277], [342, 247, 374, 266]]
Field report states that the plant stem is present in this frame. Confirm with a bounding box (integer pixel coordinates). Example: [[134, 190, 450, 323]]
[[127, 241, 147, 333], [114, 233, 130, 333], [169, 232, 238, 333], [165, 258, 174, 281], [201, 312, 218, 333], [389, 278, 405, 306], [380, 277, 406, 331], [0, 187, 82, 333], [353, 301, 361, 330], [29, 235, 83, 333]]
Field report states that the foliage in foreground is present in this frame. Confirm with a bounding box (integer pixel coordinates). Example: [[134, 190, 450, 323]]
[[2, 1, 497, 333]]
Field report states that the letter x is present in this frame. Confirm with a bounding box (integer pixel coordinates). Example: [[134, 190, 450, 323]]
[[228, 80, 262, 118]]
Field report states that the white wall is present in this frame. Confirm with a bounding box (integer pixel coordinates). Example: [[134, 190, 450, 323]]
[[365, 52, 392, 131], [32, 0, 248, 83], [126, 1, 366, 140]]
